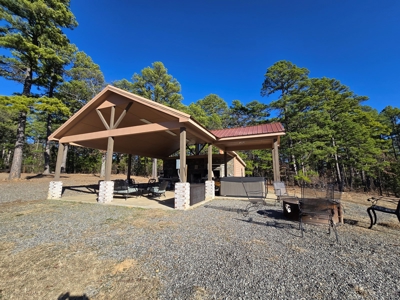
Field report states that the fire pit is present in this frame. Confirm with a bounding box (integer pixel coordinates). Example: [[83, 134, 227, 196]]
[[282, 197, 343, 224]]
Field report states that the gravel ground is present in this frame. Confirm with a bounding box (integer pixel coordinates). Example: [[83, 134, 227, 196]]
[[1, 175, 399, 299]]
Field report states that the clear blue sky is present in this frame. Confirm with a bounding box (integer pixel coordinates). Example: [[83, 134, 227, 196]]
[[1, 0, 399, 113]]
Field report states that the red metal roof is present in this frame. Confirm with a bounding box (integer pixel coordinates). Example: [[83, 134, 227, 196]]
[[210, 123, 285, 138]]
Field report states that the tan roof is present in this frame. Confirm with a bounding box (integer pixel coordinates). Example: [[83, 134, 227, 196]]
[[50, 85, 285, 157]]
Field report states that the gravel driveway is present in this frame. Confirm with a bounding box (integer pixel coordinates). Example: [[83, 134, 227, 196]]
[[1, 175, 399, 299]]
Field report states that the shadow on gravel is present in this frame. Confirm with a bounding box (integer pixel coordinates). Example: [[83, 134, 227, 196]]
[[204, 205, 280, 215], [58, 292, 89, 300], [234, 218, 300, 236], [255, 209, 283, 220], [62, 184, 99, 195], [24, 173, 70, 180], [344, 218, 359, 226], [204, 204, 242, 213]]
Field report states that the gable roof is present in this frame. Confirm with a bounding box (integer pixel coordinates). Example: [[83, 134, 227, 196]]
[[210, 123, 285, 152], [211, 123, 285, 138], [50, 85, 285, 157]]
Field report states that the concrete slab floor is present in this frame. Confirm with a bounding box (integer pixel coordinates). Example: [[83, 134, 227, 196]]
[[56, 191, 176, 210]]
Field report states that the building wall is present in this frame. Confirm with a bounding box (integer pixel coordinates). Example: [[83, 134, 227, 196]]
[[233, 157, 245, 177], [162, 154, 235, 182], [227, 159, 234, 177]]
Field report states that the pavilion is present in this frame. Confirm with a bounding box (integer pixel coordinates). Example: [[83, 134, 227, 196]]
[[47, 85, 285, 209]]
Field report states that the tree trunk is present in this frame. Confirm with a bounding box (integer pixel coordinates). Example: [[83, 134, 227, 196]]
[[9, 111, 27, 179], [361, 170, 367, 192], [6, 150, 11, 168], [332, 137, 342, 185], [70, 146, 75, 173], [349, 167, 354, 191], [341, 163, 347, 192], [391, 134, 398, 161], [9, 67, 32, 179]]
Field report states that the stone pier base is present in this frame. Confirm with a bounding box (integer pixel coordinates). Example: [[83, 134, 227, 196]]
[[48, 181, 63, 199], [98, 181, 114, 203], [205, 180, 215, 200], [175, 182, 190, 210]]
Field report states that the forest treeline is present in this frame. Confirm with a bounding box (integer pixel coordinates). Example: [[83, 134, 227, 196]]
[[1, 1, 399, 195]]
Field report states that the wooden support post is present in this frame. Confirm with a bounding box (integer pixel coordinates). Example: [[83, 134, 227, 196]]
[[105, 106, 116, 182], [208, 144, 213, 181], [54, 142, 65, 181], [127, 154, 132, 181], [180, 127, 187, 182], [110, 106, 115, 128], [105, 137, 114, 181], [152, 158, 157, 179], [273, 139, 280, 182], [224, 151, 228, 177], [272, 147, 276, 180]]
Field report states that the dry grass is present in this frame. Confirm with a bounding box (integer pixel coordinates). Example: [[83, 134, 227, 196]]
[[290, 245, 308, 253], [377, 221, 400, 230], [0, 192, 167, 300], [190, 286, 210, 300], [0, 242, 160, 300], [250, 239, 268, 245], [106, 208, 178, 231]]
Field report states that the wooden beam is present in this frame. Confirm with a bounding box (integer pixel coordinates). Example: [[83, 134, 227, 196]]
[[224, 151, 228, 177], [273, 139, 280, 182], [180, 127, 187, 182], [127, 154, 132, 182], [59, 121, 181, 143], [272, 146, 276, 180], [113, 102, 133, 129], [54, 142, 65, 181], [208, 144, 213, 181], [110, 106, 115, 129], [221, 144, 273, 151], [96, 109, 110, 130], [152, 158, 157, 179], [105, 136, 114, 181]]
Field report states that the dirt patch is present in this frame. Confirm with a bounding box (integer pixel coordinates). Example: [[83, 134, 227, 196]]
[[112, 259, 137, 275], [108, 208, 178, 231], [0, 197, 167, 299], [0, 241, 160, 300]]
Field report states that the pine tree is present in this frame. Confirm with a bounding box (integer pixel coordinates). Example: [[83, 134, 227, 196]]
[[0, 0, 77, 179]]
